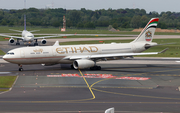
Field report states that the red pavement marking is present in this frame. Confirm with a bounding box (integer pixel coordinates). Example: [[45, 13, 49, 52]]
[[47, 74, 150, 80]]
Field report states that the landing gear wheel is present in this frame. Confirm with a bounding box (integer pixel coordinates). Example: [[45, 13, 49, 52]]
[[18, 64, 23, 71], [19, 68, 23, 71], [97, 66, 101, 70], [16, 43, 20, 45], [71, 64, 74, 69], [34, 43, 38, 46], [90, 66, 101, 70]]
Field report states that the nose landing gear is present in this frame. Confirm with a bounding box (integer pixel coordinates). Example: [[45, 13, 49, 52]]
[[18, 64, 23, 71]]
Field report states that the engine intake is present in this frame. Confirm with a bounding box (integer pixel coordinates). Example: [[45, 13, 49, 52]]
[[9, 38, 14, 43], [41, 39, 46, 44], [73, 59, 95, 69]]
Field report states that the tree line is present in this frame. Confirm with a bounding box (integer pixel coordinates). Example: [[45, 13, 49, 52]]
[[0, 7, 180, 29]]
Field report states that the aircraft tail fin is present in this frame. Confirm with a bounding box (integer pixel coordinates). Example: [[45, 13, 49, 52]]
[[24, 14, 26, 30], [132, 18, 159, 43]]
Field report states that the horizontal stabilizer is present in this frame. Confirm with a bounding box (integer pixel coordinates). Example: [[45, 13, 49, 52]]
[[29, 30, 40, 32], [9, 29, 22, 32]]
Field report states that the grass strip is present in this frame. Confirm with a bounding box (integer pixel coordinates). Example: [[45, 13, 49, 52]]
[[0, 76, 17, 88], [0, 49, 5, 55]]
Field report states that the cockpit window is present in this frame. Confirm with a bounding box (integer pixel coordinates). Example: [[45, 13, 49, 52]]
[[27, 36, 33, 37], [6, 52, 14, 55]]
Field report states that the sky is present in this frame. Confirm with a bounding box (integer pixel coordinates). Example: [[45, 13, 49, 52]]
[[0, 0, 180, 13]]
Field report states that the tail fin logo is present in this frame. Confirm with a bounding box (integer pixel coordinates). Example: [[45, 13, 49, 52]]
[[145, 31, 152, 41]]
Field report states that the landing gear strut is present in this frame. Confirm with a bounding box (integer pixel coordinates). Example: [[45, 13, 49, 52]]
[[16, 39, 20, 45], [34, 39, 38, 46], [90, 66, 101, 70], [18, 64, 23, 71], [71, 64, 74, 69]]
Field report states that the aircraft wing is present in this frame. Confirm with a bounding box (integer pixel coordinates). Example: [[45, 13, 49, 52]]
[[65, 48, 168, 60], [34, 35, 58, 39], [0, 34, 22, 39], [34, 34, 76, 39]]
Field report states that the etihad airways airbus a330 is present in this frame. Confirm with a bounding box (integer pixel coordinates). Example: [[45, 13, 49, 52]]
[[3, 18, 167, 71]]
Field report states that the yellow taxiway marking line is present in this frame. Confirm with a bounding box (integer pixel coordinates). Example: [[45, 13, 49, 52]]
[[87, 68, 180, 101], [79, 69, 95, 99], [0, 70, 96, 104], [91, 88, 180, 100]]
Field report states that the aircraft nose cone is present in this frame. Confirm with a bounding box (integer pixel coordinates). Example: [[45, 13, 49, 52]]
[[2, 55, 7, 59]]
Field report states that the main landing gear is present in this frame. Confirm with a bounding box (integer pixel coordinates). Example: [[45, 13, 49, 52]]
[[34, 39, 38, 46], [70, 64, 101, 70], [71, 64, 74, 69], [90, 61, 101, 70], [18, 64, 23, 71], [90, 66, 101, 70], [16, 39, 20, 45]]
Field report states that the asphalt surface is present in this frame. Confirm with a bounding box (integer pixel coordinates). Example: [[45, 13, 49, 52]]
[[1, 38, 180, 112], [1, 60, 180, 112]]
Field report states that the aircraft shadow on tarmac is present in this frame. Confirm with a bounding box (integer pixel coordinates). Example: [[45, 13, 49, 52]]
[[7, 41, 46, 46], [11, 63, 178, 71], [19, 64, 175, 73]]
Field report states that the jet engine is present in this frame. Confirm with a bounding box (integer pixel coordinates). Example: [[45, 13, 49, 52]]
[[9, 38, 15, 43], [41, 39, 46, 44], [73, 59, 95, 69]]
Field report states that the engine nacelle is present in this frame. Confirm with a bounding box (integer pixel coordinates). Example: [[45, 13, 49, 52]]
[[73, 59, 95, 69], [41, 39, 46, 44], [9, 38, 14, 43]]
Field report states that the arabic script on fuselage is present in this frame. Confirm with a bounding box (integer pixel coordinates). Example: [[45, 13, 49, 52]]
[[33, 49, 43, 53]]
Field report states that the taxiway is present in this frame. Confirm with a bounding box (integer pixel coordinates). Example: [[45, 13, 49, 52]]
[[1, 58, 180, 112], [1, 37, 180, 112]]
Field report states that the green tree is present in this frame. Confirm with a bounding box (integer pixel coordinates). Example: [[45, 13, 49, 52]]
[[112, 23, 118, 29], [69, 10, 81, 26], [130, 15, 141, 28], [84, 22, 95, 29], [1, 19, 7, 25], [77, 23, 84, 28]]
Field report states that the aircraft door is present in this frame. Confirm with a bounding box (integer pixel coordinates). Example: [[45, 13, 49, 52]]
[[20, 50, 25, 58]]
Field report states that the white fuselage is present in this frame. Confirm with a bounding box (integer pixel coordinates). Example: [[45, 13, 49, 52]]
[[22, 30, 34, 42], [3, 42, 146, 65]]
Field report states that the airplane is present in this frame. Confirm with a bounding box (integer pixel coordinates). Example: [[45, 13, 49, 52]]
[[3, 18, 168, 71], [0, 15, 68, 46]]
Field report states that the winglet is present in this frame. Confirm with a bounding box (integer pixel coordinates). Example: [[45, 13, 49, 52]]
[[53, 41, 59, 46], [159, 48, 169, 53]]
